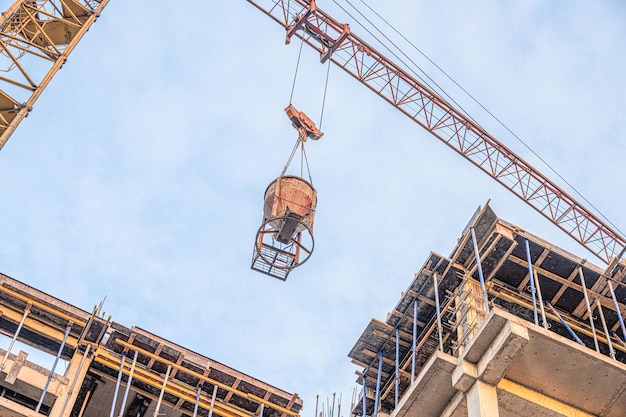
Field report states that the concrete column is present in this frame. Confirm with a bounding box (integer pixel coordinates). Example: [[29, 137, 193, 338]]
[[466, 380, 499, 417], [455, 279, 486, 354], [49, 348, 94, 417]]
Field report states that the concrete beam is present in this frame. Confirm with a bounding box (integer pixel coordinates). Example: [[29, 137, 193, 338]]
[[505, 325, 626, 416], [498, 378, 594, 417], [0, 307, 79, 348], [460, 307, 509, 364], [392, 351, 456, 417], [476, 319, 529, 385], [0, 395, 37, 416], [451, 361, 476, 393], [5, 350, 28, 384]]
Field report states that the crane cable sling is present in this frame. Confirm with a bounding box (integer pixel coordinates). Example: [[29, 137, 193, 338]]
[[288, 21, 332, 128], [284, 17, 333, 186], [281, 137, 301, 177], [318, 56, 332, 131], [280, 136, 313, 185], [289, 34, 305, 105], [301, 138, 313, 184], [343, 0, 475, 125]]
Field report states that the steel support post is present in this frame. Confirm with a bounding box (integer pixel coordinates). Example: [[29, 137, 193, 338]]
[[362, 374, 367, 417], [208, 383, 218, 417], [395, 328, 399, 407], [547, 303, 584, 346], [0, 304, 30, 371], [152, 365, 172, 417], [524, 239, 539, 325], [596, 299, 616, 360], [77, 306, 97, 347], [373, 351, 382, 417], [607, 279, 626, 340], [36, 324, 72, 413], [578, 268, 599, 352], [109, 354, 126, 417], [411, 299, 417, 382], [433, 273, 444, 352], [192, 386, 202, 417], [533, 270, 548, 329], [118, 350, 138, 417], [153, 365, 172, 417]]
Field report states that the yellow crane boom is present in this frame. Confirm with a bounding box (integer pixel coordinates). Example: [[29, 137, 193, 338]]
[[0, 0, 110, 150]]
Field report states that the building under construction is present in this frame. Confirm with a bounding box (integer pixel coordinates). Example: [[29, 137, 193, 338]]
[[0, 272, 303, 417], [1, 203, 625, 417], [349, 204, 626, 417]]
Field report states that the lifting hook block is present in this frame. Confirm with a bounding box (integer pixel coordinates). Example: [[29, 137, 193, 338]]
[[285, 104, 323, 141]]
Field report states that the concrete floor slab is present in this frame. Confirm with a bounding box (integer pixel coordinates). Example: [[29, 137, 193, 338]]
[[393, 351, 457, 417], [506, 325, 626, 416]]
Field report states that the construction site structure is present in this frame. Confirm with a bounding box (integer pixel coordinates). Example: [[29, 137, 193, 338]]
[[349, 203, 626, 417], [0, 272, 303, 417], [3, 1, 626, 415]]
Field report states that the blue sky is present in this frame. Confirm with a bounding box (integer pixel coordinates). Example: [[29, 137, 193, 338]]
[[1, 0, 625, 414]]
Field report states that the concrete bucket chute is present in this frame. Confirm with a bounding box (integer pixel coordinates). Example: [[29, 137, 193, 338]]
[[251, 105, 322, 280], [264, 176, 317, 240], [252, 176, 316, 280]]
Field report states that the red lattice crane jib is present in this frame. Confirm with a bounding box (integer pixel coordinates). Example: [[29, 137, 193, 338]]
[[246, 0, 626, 265]]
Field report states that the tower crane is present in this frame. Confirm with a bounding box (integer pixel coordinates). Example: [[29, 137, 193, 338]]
[[1, 0, 624, 275], [0, 0, 109, 151], [245, 0, 626, 271]]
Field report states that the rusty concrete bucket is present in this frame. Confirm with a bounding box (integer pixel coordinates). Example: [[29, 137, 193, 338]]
[[251, 175, 316, 280]]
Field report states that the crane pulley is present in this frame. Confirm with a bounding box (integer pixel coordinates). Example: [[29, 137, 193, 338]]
[[246, 0, 626, 267], [285, 0, 350, 64], [285, 104, 324, 142]]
